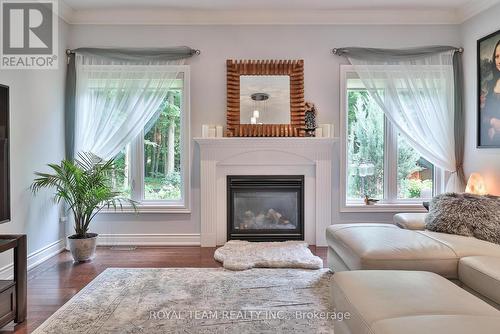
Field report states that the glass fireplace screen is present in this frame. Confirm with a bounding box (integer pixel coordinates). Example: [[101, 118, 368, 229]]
[[233, 191, 298, 231], [227, 175, 304, 241]]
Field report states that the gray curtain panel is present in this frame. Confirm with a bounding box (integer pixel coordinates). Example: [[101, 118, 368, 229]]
[[332, 46, 461, 61], [453, 51, 466, 189], [64, 53, 76, 160], [64, 46, 198, 160], [74, 47, 199, 64], [333, 46, 466, 188]]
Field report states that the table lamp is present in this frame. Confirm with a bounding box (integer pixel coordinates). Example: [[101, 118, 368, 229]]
[[465, 173, 488, 195]]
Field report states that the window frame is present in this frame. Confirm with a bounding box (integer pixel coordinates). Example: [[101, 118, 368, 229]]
[[102, 65, 191, 214], [340, 65, 444, 213]]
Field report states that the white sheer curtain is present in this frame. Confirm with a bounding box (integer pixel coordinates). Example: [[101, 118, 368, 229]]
[[346, 51, 460, 189], [74, 54, 183, 160]]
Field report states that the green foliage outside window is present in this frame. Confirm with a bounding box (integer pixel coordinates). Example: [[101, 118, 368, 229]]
[[347, 89, 432, 200], [111, 89, 183, 201], [397, 135, 433, 199], [144, 90, 182, 200], [347, 90, 384, 199]]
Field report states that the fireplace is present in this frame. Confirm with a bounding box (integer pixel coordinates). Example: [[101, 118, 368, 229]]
[[227, 175, 304, 242]]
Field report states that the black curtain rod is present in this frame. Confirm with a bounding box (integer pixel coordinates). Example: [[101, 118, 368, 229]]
[[331, 47, 463, 55], [65, 48, 201, 56]]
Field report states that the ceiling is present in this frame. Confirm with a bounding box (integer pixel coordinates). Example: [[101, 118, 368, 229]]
[[59, 0, 500, 25]]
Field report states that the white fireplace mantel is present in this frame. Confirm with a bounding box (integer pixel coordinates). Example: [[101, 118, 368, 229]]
[[195, 137, 338, 247]]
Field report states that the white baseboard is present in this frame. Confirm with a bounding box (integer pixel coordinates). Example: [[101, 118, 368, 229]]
[[0, 238, 66, 280], [97, 233, 201, 246]]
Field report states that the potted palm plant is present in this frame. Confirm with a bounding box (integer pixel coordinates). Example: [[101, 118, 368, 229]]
[[31, 153, 136, 262]]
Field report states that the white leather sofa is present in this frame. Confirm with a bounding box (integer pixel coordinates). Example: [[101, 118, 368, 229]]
[[332, 270, 500, 334], [327, 215, 500, 333], [326, 221, 500, 279]]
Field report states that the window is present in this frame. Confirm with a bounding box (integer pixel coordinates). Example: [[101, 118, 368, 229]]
[[110, 67, 190, 212], [346, 88, 385, 201], [341, 67, 442, 210], [397, 134, 434, 200]]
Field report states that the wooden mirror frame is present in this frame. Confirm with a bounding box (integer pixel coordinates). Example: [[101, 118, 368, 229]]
[[226, 59, 305, 137]]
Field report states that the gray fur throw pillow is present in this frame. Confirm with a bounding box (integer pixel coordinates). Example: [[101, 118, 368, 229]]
[[425, 193, 500, 244]]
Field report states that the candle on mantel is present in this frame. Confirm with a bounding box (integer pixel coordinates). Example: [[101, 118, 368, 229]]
[[321, 124, 331, 138], [202, 124, 209, 137], [253, 110, 260, 118], [216, 125, 223, 137], [250, 117, 257, 124]]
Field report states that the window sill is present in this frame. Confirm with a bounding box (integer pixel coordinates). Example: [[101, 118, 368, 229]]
[[340, 203, 428, 213], [99, 204, 191, 214]]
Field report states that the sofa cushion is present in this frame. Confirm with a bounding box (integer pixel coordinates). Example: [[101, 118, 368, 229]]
[[326, 224, 458, 277], [332, 271, 500, 334], [420, 231, 500, 258], [459, 256, 500, 305], [393, 213, 427, 230]]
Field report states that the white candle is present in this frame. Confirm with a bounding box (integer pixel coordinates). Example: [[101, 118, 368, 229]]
[[208, 127, 216, 138], [321, 124, 331, 138], [315, 128, 323, 137], [250, 117, 257, 124], [253, 110, 260, 118], [202, 124, 209, 137], [216, 125, 223, 137]]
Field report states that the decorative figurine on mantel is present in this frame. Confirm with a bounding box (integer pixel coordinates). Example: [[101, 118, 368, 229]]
[[304, 101, 317, 137]]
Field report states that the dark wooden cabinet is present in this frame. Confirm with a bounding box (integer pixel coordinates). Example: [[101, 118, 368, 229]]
[[0, 235, 26, 328], [0, 281, 15, 326]]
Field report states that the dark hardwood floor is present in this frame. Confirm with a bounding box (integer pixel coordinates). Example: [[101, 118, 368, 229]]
[[0, 246, 327, 334]]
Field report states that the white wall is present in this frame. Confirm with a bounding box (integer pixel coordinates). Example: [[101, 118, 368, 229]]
[[461, 3, 500, 196], [67, 24, 460, 243], [0, 18, 68, 277], [0, 6, 494, 269]]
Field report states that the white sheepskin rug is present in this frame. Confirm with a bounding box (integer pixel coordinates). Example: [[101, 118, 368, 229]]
[[214, 240, 324, 271]]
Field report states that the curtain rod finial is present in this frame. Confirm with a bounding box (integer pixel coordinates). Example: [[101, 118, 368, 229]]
[[194, 49, 201, 55], [65, 49, 73, 65], [332, 48, 345, 56]]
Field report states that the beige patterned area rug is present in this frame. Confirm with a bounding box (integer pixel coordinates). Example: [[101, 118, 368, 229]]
[[33, 268, 335, 334], [214, 240, 324, 270]]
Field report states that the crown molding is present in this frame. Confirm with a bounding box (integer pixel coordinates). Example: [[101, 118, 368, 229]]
[[57, 1, 499, 26], [62, 8, 462, 25], [458, 0, 500, 22], [58, 0, 75, 24]]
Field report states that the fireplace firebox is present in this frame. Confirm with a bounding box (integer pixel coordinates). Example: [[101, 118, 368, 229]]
[[227, 175, 304, 242]]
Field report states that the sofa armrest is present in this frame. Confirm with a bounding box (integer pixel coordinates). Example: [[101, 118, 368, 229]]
[[393, 213, 427, 230]]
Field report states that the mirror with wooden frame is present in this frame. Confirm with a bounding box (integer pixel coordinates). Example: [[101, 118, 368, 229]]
[[226, 59, 305, 137]]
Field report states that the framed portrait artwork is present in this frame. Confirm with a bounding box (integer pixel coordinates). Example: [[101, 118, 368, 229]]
[[478, 29, 500, 148]]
